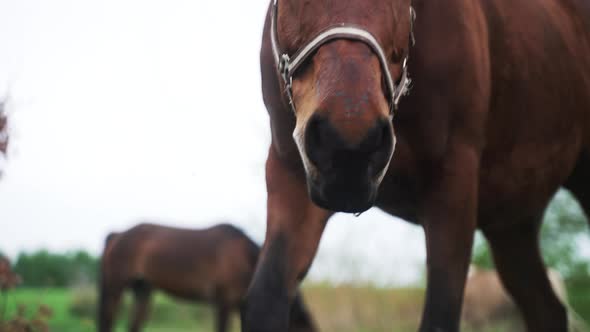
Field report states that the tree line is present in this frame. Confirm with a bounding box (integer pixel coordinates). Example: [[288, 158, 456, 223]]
[[2, 190, 589, 288], [2, 250, 99, 287]]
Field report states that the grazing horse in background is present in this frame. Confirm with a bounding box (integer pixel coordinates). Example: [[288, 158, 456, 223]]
[[98, 223, 317, 332], [242, 0, 590, 331]]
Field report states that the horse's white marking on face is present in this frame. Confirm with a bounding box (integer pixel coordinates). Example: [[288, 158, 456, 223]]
[[292, 122, 319, 179]]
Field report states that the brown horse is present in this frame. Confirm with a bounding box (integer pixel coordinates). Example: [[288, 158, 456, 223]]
[[98, 223, 317, 332], [242, 0, 590, 331]]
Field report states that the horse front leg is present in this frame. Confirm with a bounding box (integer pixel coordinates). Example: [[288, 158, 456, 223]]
[[419, 147, 478, 332], [241, 148, 331, 332]]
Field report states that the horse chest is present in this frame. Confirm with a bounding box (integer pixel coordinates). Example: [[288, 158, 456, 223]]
[[375, 113, 582, 226], [476, 133, 581, 225]]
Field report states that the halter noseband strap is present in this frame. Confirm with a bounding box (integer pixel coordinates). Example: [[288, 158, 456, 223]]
[[270, 0, 415, 117]]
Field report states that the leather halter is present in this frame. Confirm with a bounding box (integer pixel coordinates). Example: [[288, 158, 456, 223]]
[[270, 0, 415, 118]]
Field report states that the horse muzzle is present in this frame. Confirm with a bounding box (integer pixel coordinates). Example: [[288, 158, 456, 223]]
[[298, 114, 395, 213]]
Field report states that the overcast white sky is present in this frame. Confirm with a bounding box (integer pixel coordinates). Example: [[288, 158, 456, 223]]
[[0, 0, 427, 285]]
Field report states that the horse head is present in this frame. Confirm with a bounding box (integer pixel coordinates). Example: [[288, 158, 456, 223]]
[[272, 0, 414, 212]]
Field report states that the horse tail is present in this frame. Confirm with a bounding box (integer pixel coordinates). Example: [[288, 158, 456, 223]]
[[102, 232, 121, 261], [105, 232, 119, 248], [99, 231, 120, 282], [97, 231, 122, 332]]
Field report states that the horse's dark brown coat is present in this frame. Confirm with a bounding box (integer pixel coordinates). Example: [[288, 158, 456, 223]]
[[243, 0, 590, 331], [98, 223, 316, 332]]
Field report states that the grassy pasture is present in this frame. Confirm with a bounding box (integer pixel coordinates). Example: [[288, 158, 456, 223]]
[[1, 284, 589, 332]]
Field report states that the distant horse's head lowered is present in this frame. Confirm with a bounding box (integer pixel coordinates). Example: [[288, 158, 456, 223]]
[[271, 0, 414, 212]]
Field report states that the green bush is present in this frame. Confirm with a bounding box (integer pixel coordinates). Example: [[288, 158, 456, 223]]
[[472, 190, 590, 281], [68, 287, 96, 319], [12, 250, 99, 288], [471, 190, 590, 324]]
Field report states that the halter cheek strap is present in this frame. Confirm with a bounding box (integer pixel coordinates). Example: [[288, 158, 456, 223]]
[[270, 0, 415, 117]]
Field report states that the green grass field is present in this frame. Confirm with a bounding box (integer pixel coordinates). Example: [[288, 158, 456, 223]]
[[1, 284, 589, 332], [1, 287, 221, 332]]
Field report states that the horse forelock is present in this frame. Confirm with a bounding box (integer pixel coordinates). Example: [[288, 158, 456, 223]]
[[277, 0, 410, 55]]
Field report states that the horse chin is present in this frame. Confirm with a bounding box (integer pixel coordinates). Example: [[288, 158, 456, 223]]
[[306, 174, 380, 213]]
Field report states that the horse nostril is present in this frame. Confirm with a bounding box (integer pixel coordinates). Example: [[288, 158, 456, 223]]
[[305, 114, 323, 149], [366, 119, 394, 176], [358, 119, 391, 154], [305, 114, 393, 173], [305, 114, 347, 150], [305, 114, 340, 170]]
